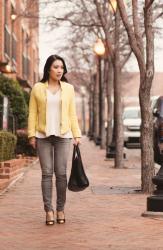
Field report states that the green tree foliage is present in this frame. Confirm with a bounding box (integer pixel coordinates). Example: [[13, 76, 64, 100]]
[[0, 130, 17, 161], [23, 90, 30, 107], [0, 91, 4, 105], [0, 74, 28, 129]]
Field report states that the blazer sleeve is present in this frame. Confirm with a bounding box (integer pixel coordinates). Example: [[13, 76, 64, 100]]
[[69, 86, 82, 138], [28, 87, 38, 138]]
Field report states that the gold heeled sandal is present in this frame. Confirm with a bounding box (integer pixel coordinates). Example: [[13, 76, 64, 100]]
[[46, 211, 55, 225], [56, 211, 65, 224]]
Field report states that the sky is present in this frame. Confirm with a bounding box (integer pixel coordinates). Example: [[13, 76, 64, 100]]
[[39, 3, 163, 74]]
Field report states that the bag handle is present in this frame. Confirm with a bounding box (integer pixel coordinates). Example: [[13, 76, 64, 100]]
[[72, 145, 76, 161], [74, 144, 82, 161]]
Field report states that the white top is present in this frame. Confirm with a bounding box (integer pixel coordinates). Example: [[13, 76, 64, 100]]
[[36, 89, 73, 138]]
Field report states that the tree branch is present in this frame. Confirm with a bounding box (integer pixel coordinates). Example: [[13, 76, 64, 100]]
[[132, 0, 144, 57], [120, 49, 132, 70], [145, 0, 155, 10], [93, 0, 114, 59], [117, 0, 145, 73], [144, 0, 154, 82]]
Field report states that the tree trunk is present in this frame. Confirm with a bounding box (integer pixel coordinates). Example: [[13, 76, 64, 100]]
[[106, 59, 113, 147], [100, 59, 107, 149], [88, 91, 92, 137], [140, 1, 155, 193], [114, 9, 124, 168], [117, 0, 155, 192], [93, 66, 99, 141], [139, 75, 154, 193], [88, 79, 94, 139]]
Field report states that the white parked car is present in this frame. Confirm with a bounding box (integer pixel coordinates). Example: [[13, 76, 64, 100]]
[[123, 106, 141, 148]]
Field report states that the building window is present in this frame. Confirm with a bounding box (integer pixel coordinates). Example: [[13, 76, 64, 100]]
[[22, 29, 30, 79], [4, 26, 11, 57], [12, 35, 17, 61], [22, 55, 26, 78], [4, 0, 10, 58], [33, 49, 36, 82], [10, 3, 17, 65], [22, 55, 30, 79], [33, 71, 36, 83], [4, 0, 8, 25]]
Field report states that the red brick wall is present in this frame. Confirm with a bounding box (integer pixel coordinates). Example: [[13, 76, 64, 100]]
[[0, 1, 4, 63], [0, 156, 37, 191], [0, 0, 39, 87]]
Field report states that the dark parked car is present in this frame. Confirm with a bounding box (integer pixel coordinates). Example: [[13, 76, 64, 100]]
[[153, 96, 163, 165]]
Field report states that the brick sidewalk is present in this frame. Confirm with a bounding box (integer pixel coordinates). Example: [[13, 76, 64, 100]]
[[0, 136, 163, 250]]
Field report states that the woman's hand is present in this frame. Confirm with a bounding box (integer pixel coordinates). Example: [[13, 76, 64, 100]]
[[73, 137, 81, 145], [29, 137, 36, 149]]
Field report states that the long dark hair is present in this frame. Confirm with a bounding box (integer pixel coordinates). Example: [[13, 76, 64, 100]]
[[40, 55, 68, 83]]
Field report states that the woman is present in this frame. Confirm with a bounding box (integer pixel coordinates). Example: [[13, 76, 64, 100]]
[[28, 55, 81, 225]]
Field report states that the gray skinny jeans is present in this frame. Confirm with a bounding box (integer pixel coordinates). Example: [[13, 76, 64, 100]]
[[36, 135, 71, 212]]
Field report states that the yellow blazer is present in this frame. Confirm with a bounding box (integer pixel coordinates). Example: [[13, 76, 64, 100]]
[[28, 81, 81, 138]]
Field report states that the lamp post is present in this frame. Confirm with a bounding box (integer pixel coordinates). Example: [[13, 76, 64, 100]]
[[93, 38, 105, 145]]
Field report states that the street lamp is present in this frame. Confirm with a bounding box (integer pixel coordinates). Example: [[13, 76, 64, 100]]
[[5, 65, 12, 73], [0, 61, 12, 74], [109, 0, 117, 13], [109, 0, 128, 13], [11, 13, 17, 21], [94, 39, 105, 56], [93, 38, 105, 145]]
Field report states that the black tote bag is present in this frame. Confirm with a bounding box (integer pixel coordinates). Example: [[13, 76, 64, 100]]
[[68, 145, 89, 192]]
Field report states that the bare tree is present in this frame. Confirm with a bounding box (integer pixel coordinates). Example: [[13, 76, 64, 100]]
[[116, 0, 157, 193], [93, 0, 133, 167]]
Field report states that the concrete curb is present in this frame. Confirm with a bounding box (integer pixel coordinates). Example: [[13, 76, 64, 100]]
[[142, 211, 163, 218]]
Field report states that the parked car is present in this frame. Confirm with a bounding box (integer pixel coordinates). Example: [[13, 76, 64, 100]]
[[123, 106, 141, 148], [153, 96, 163, 165], [151, 96, 159, 109]]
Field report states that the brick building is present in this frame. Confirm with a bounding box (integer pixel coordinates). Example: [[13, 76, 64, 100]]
[[121, 72, 163, 106], [0, 0, 39, 90]]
